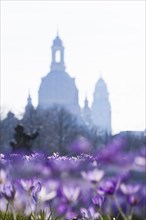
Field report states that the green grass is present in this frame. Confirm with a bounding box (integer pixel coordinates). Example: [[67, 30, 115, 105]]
[[0, 211, 144, 220], [0, 211, 28, 220]]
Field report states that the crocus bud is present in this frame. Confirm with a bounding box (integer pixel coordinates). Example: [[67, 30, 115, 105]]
[[2, 183, 16, 202]]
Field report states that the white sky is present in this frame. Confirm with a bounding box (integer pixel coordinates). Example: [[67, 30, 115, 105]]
[[1, 0, 145, 134]]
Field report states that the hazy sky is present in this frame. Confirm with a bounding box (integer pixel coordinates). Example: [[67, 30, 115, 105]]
[[1, 1, 145, 134]]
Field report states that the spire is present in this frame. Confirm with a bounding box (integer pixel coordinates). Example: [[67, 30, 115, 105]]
[[83, 95, 91, 125], [84, 96, 89, 108], [53, 34, 62, 46], [27, 92, 32, 106], [24, 92, 34, 117], [51, 34, 65, 71], [25, 92, 33, 111], [56, 27, 59, 37]]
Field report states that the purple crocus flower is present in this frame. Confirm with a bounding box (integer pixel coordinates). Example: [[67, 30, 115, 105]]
[[120, 183, 140, 195], [127, 195, 139, 206], [31, 181, 42, 203], [92, 194, 104, 208], [2, 183, 16, 202], [100, 178, 120, 195], [80, 207, 100, 219], [120, 183, 140, 207]]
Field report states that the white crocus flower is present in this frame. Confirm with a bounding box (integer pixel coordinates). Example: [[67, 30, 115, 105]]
[[81, 169, 104, 183], [20, 179, 34, 192], [39, 186, 57, 202], [63, 185, 80, 203]]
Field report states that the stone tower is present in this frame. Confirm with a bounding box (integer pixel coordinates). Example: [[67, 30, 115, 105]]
[[25, 94, 34, 114], [91, 77, 112, 135], [38, 35, 80, 115], [23, 94, 36, 132], [82, 97, 92, 126]]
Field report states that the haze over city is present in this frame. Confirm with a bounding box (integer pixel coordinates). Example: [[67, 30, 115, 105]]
[[1, 0, 145, 134]]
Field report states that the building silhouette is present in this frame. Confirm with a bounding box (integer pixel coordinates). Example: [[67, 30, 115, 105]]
[[28, 35, 112, 134], [82, 97, 92, 126], [91, 77, 111, 135], [24, 93, 34, 116], [38, 35, 80, 115]]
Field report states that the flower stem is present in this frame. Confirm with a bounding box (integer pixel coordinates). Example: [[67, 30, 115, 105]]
[[99, 213, 104, 220], [3, 202, 9, 220], [128, 207, 134, 220], [11, 202, 16, 220], [113, 195, 127, 220]]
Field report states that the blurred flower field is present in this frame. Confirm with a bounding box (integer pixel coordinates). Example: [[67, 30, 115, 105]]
[[0, 138, 146, 220]]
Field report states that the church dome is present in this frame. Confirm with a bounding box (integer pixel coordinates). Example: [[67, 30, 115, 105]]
[[94, 77, 109, 99], [38, 36, 80, 114], [95, 77, 108, 91], [39, 70, 79, 107]]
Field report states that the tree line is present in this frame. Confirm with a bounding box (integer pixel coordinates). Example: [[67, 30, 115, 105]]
[[0, 105, 144, 155]]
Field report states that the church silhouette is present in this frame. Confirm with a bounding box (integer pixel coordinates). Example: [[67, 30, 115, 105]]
[[26, 35, 112, 135]]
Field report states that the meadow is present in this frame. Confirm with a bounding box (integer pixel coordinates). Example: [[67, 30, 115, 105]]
[[0, 137, 145, 220]]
